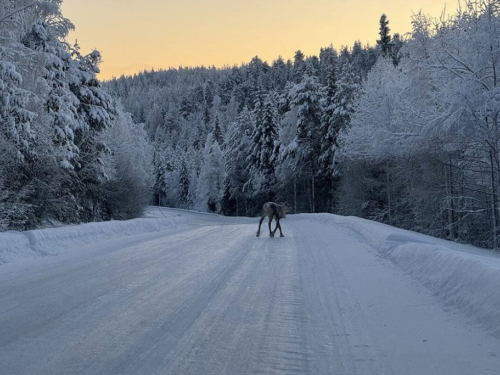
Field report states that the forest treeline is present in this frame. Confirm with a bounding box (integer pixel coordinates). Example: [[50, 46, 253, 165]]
[[3, 1, 500, 250]]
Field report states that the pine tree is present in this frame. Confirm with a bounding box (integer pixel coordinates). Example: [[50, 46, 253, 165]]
[[152, 150, 166, 206], [178, 155, 191, 208], [69, 46, 114, 158], [212, 113, 224, 146], [320, 60, 360, 176], [271, 56, 290, 90], [146, 105, 164, 140], [319, 46, 337, 85], [377, 14, 392, 57], [100, 107, 153, 218], [203, 80, 214, 125], [0, 57, 36, 162], [0, 55, 37, 228], [287, 73, 323, 171], [283, 72, 324, 212], [319, 57, 339, 177], [246, 89, 279, 199], [196, 133, 225, 213], [293, 50, 306, 82], [223, 107, 254, 214], [22, 19, 80, 169], [391, 33, 403, 65]]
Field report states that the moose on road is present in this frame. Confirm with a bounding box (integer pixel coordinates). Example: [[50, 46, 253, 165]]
[[256, 202, 289, 238]]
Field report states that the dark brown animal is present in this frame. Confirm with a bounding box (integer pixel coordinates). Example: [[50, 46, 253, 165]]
[[256, 202, 289, 238]]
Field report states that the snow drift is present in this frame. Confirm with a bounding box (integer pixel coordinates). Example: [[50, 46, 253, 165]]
[[0, 209, 187, 264], [300, 213, 500, 338]]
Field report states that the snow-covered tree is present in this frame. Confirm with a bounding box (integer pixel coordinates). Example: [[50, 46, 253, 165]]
[[223, 106, 254, 215], [196, 131, 226, 213], [21, 18, 81, 169], [0, 0, 130, 228], [338, 57, 412, 223], [282, 71, 324, 212], [292, 50, 306, 83], [336, 1, 500, 248], [0, 57, 36, 162], [245, 90, 280, 199], [212, 113, 224, 146], [101, 107, 154, 219], [427, 0, 500, 248], [177, 154, 191, 208]]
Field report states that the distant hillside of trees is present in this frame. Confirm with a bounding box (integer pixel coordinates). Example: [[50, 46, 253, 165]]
[[106, 41, 379, 215]]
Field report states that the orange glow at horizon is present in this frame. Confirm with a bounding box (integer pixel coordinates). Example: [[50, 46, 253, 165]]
[[61, 0, 449, 80]]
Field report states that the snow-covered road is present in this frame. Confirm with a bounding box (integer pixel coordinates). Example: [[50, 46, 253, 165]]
[[0, 211, 499, 374]]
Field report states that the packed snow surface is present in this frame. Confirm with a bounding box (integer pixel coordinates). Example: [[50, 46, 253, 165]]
[[0, 208, 499, 374]]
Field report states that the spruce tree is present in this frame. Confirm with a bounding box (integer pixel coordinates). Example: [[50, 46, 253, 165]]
[[69, 45, 116, 220], [178, 155, 191, 208], [377, 14, 392, 57], [212, 113, 224, 146], [246, 90, 279, 199], [319, 57, 339, 177], [22, 19, 80, 169], [223, 107, 254, 214], [320, 61, 359, 177], [0, 57, 35, 162], [287, 73, 323, 172], [196, 133, 225, 213], [284, 72, 324, 212], [293, 50, 306, 82]]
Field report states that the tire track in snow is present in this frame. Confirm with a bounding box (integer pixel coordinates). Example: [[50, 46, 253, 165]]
[[93, 224, 256, 375], [250, 234, 311, 375], [0, 224, 255, 375], [160, 225, 311, 375], [289, 219, 395, 375]]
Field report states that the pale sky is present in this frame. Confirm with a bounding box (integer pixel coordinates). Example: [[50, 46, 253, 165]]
[[61, 0, 449, 80]]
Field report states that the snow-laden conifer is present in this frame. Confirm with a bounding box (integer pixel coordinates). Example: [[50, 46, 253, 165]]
[[196, 131, 226, 213], [245, 89, 280, 199]]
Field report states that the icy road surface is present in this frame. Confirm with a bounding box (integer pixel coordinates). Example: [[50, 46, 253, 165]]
[[0, 211, 499, 374]]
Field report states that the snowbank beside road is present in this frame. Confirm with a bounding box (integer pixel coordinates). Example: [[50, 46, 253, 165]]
[[0, 207, 249, 265], [385, 239, 500, 337], [296, 213, 500, 338], [0, 209, 188, 265], [0, 231, 38, 265]]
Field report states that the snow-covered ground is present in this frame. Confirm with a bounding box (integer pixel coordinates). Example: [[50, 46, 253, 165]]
[[0, 208, 499, 374]]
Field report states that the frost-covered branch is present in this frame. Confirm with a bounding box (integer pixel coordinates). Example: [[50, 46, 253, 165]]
[[0, 1, 38, 24]]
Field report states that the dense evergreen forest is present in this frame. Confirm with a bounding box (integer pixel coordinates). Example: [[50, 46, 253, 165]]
[[106, 42, 381, 215], [3, 0, 500, 250]]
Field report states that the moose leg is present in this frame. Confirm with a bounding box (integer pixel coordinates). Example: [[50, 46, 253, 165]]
[[271, 217, 279, 237], [268, 217, 274, 237], [276, 219, 284, 237], [257, 216, 265, 237]]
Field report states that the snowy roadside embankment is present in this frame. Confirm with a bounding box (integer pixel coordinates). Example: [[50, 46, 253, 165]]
[[0, 231, 38, 265], [302, 213, 500, 338], [383, 237, 500, 337], [0, 209, 189, 265]]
